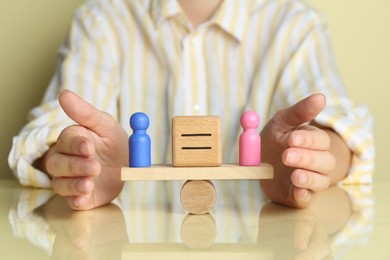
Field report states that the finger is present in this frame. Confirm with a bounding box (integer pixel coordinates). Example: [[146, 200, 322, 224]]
[[52, 177, 94, 197], [56, 127, 95, 156], [295, 226, 331, 260], [59, 89, 117, 137], [46, 152, 100, 178], [291, 169, 330, 191], [291, 187, 314, 208], [67, 194, 96, 210], [52, 233, 88, 260], [282, 148, 336, 174], [274, 93, 326, 132], [65, 214, 91, 249], [288, 128, 330, 151], [294, 219, 314, 250]]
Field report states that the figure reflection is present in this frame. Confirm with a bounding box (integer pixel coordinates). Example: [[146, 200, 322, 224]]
[[36, 196, 127, 260], [258, 186, 353, 259], [8, 181, 374, 259], [180, 213, 216, 249]]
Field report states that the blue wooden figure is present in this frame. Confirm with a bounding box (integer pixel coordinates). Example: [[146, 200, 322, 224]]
[[129, 112, 151, 167]]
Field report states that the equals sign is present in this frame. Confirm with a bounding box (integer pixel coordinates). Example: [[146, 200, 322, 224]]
[[181, 133, 212, 150]]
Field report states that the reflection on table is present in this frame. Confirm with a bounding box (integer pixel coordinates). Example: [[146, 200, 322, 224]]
[[8, 180, 374, 259]]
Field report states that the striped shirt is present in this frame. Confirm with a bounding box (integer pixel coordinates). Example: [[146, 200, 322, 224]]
[[9, 0, 375, 187]]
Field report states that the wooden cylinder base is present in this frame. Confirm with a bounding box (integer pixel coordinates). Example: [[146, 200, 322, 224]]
[[180, 213, 216, 249], [180, 180, 216, 215]]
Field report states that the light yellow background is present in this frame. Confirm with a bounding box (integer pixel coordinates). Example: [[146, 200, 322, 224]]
[[1, 0, 389, 181]]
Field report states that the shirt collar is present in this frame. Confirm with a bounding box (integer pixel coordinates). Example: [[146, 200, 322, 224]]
[[150, 0, 182, 27], [212, 0, 255, 42], [150, 0, 255, 42]]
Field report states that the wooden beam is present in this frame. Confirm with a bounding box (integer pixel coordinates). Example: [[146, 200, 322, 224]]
[[121, 163, 273, 181]]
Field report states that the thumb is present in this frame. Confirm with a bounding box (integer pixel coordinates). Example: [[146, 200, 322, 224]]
[[275, 93, 326, 131], [59, 90, 117, 137]]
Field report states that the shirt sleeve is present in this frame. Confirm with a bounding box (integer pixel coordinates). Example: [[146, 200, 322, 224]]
[[269, 9, 375, 184], [8, 189, 56, 256], [330, 185, 375, 258], [8, 3, 120, 188]]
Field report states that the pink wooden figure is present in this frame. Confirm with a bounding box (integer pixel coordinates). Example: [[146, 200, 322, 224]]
[[239, 111, 261, 166]]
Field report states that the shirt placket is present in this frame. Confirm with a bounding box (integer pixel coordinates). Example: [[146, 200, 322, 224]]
[[180, 28, 208, 116]]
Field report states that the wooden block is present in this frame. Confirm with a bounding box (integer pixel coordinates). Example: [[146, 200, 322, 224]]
[[121, 163, 273, 181], [172, 116, 222, 167], [180, 214, 216, 249], [180, 180, 216, 215]]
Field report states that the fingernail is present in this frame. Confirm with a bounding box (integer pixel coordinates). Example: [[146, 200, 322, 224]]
[[79, 141, 89, 155], [301, 189, 308, 197], [73, 197, 80, 207], [295, 236, 308, 250], [76, 180, 85, 193], [286, 151, 300, 163], [298, 172, 308, 184], [82, 161, 96, 176], [293, 134, 303, 146]]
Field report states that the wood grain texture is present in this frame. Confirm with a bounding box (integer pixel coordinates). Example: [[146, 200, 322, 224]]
[[180, 180, 216, 215], [121, 163, 273, 181], [180, 214, 216, 249], [172, 116, 222, 167]]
